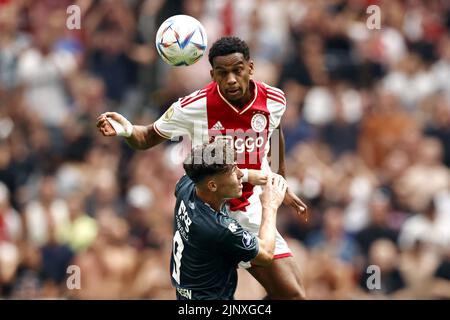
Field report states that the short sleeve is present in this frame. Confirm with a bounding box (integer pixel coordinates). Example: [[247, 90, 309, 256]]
[[217, 217, 259, 264], [153, 100, 192, 139], [265, 84, 287, 130], [153, 89, 207, 140], [267, 99, 286, 131]]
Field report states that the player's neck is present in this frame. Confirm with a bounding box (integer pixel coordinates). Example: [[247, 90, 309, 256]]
[[195, 187, 224, 212]]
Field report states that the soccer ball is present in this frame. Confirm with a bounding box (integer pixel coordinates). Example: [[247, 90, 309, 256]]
[[155, 15, 207, 66]]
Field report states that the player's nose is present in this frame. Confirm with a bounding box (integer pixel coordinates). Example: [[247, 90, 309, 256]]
[[226, 73, 237, 85]]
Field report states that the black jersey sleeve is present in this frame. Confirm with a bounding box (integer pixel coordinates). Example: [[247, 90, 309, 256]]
[[216, 217, 259, 264]]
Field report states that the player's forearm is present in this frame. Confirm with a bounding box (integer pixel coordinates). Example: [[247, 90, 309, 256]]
[[124, 125, 151, 149], [125, 124, 166, 150], [252, 207, 277, 266], [246, 169, 268, 185]]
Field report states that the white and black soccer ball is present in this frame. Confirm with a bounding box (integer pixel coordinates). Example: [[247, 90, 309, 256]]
[[155, 15, 207, 67]]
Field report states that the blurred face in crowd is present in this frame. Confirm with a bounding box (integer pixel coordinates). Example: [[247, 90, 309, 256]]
[[369, 239, 398, 272], [39, 176, 57, 203], [323, 207, 344, 240], [0, 3, 19, 34], [418, 138, 442, 165], [369, 194, 390, 226], [0, 183, 10, 210], [210, 53, 254, 106]]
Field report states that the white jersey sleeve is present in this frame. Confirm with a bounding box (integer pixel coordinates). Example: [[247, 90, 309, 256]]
[[153, 90, 207, 140], [265, 84, 287, 131], [261, 84, 287, 171], [267, 99, 286, 131], [153, 101, 190, 139]]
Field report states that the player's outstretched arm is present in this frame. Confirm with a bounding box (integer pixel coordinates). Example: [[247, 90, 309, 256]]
[[251, 174, 287, 266], [96, 112, 167, 150], [125, 124, 168, 150]]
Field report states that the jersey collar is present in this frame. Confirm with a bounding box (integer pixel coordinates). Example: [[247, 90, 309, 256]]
[[217, 80, 258, 115]]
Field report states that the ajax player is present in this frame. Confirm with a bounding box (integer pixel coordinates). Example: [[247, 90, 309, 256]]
[[97, 36, 307, 299]]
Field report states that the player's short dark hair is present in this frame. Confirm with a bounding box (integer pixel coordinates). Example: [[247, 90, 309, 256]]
[[183, 141, 236, 184], [208, 36, 250, 66]]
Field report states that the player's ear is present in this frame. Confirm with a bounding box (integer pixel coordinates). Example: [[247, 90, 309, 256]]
[[206, 179, 217, 192], [248, 60, 254, 76], [210, 69, 214, 80]]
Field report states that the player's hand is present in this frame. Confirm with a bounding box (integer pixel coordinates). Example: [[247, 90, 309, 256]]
[[260, 174, 288, 211], [284, 189, 308, 221], [96, 112, 133, 137], [248, 170, 268, 186]]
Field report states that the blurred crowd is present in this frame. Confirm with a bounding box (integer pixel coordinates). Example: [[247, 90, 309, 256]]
[[1, 0, 450, 299]]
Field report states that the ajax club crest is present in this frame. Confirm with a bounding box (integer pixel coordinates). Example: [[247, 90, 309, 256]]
[[251, 113, 267, 133]]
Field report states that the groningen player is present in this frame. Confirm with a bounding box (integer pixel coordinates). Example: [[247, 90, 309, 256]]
[[97, 36, 306, 299], [172, 142, 287, 300]]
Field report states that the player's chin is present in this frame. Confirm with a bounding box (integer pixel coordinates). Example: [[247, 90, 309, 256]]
[[233, 188, 243, 198]]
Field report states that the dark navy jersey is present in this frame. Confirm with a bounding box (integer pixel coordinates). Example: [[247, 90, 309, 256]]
[[170, 175, 259, 300]]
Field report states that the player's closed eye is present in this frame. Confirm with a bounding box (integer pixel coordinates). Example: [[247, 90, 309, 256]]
[[216, 70, 227, 77]]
